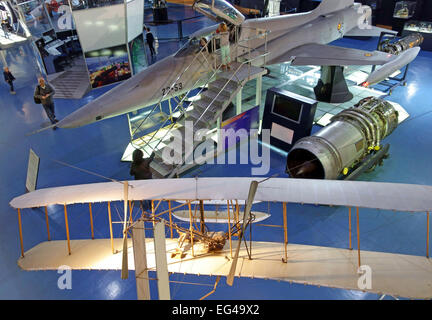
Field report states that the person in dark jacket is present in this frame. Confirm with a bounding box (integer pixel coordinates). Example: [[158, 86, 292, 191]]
[[3, 67, 15, 94], [130, 149, 156, 211], [145, 27, 156, 56], [130, 149, 156, 180], [34, 77, 58, 129], [1, 19, 11, 39]]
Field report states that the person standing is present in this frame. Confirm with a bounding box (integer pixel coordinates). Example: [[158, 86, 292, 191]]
[[215, 22, 231, 70], [145, 27, 156, 57], [34, 77, 58, 129], [130, 149, 156, 211], [3, 67, 16, 94], [1, 19, 10, 39], [130, 149, 155, 180]]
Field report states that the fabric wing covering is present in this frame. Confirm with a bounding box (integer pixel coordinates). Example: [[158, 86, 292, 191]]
[[9, 178, 432, 212]]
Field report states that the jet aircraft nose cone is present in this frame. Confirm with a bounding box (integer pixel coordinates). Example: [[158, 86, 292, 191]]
[[56, 56, 178, 128]]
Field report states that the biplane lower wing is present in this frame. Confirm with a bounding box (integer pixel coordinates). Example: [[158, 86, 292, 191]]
[[10, 177, 432, 299], [17, 238, 432, 299]]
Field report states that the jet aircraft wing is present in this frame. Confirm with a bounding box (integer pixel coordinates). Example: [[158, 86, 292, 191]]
[[344, 25, 398, 37], [268, 43, 394, 67]]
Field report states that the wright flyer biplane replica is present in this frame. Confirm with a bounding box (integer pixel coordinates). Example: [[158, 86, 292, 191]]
[[9, 177, 432, 299]]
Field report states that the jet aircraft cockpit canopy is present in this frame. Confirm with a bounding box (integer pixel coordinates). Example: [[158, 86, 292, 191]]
[[193, 0, 245, 26]]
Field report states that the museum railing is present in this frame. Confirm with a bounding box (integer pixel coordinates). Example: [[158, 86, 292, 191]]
[[130, 26, 269, 176], [167, 50, 269, 178], [128, 36, 221, 148]]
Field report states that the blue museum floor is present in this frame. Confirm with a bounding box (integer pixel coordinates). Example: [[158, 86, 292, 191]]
[[0, 4, 432, 300]]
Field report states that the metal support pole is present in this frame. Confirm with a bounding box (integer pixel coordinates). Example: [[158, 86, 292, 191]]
[[41, 0, 55, 32], [126, 114, 133, 140], [255, 75, 262, 107], [168, 98, 173, 122], [89, 203, 94, 240], [282, 202, 288, 263], [356, 207, 361, 267], [45, 206, 51, 241], [217, 116, 222, 148], [17, 208, 24, 258], [227, 200, 233, 258], [187, 201, 194, 257], [177, 20, 183, 40], [64, 204, 71, 255], [236, 87, 242, 115], [107, 202, 114, 254]]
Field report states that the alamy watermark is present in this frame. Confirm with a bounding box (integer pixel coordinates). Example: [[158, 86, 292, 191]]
[[357, 265, 372, 290], [357, 5, 373, 30], [57, 265, 72, 290], [160, 121, 271, 175]]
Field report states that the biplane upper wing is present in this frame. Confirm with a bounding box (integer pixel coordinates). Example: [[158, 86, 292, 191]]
[[10, 177, 432, 212]]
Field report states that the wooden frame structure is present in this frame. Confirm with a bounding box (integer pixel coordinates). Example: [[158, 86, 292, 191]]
[[10, 177, 432, 299]]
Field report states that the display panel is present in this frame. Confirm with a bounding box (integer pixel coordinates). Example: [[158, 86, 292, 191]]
[[85, 44, 131, 88], [72, 4, 126, 52], [271, 122, 294, 145], [128, 33, 147, 74], [221, 105, 260, 150], [71, 0, 124, 11], [404, 20, 432, 34], [271, 94, 303, 124], [393, 1, 416, 19], [127, 0, 144, 42]]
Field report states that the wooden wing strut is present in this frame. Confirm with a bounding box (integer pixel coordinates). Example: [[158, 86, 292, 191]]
[[226, 180, 258, 286]]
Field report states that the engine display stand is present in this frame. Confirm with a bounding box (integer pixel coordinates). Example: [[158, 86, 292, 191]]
[[343, 144, 390, 180], [313, 66, 353, 103], [371, 31, 411, 95]]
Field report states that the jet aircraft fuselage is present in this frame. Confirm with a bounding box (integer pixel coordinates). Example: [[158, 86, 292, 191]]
[[55, 1, 409, 129]]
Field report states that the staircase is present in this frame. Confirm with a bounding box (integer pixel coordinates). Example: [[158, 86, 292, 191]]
[[126, 25, 270, 178], [48, 57, 91, 99], [148, 61, 267, 178]]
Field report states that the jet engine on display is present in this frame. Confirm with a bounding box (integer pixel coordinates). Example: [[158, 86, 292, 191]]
[[286, 97, 399, 180], [378, 33, 424, 55]]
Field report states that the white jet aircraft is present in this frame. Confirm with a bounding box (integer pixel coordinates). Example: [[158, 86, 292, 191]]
[[54, 0, 419, 129]]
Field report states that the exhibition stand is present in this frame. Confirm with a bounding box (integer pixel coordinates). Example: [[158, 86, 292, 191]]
[[71, 0, 147, 91], [402, 20, 432, 51]]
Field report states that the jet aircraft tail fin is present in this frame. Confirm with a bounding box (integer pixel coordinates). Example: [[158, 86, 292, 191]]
[[313, 0, 354, 16]]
